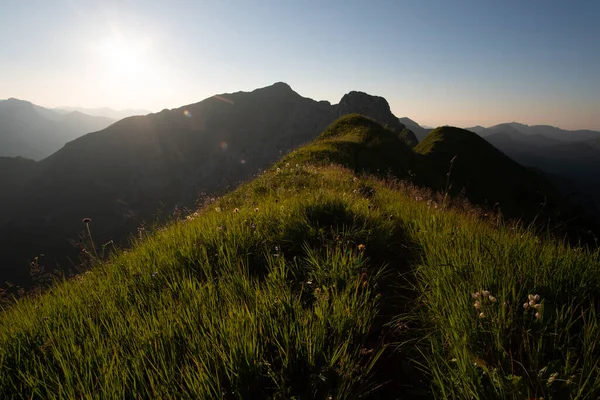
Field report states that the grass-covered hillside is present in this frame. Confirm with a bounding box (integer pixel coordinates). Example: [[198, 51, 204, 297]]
[[0, 115, 599, 399]]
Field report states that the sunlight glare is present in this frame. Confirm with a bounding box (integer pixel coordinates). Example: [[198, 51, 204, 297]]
[[89, 28, 156, 101]]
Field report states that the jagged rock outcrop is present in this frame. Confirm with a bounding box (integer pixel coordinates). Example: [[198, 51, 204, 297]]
[[336, 91, 418, 147]]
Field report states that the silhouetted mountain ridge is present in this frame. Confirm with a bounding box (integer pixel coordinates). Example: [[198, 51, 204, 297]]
[[54, 106, 150, 121], [1, 84, 595, 289], [476, 123, 600, 217], [0, 83, 416, 285], [398, 117, 432, 141]]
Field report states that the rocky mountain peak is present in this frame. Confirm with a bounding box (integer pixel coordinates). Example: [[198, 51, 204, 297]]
[[336, 91, 417, 146]]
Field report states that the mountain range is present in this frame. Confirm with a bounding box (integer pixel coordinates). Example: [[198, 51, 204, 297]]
[[53, 106, 151, 121], [462, 122, 600, 214], [0, 99, 115, 160], [0, 83, 596, 288], [0, 83, 419, 286], [397, 118, 600, 218]]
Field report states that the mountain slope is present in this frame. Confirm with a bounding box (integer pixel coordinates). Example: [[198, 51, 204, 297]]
[[336, 92, 418, 147], [398, 117, 431, 141], [0, 115, 598, 399], [0, 84, 415, 287], [414, 126, 560, 220], [0, 99, 114, 160], [483, 128, 600, 217]]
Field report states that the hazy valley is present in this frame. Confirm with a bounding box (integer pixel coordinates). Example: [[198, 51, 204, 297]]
[[0, 99, 115, 160]]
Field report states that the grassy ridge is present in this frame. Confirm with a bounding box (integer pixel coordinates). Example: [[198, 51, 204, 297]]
[[0, 115, 599, 398]]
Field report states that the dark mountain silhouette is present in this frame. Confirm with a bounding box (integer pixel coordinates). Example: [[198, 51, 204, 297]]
[[0, 83, 417, 286], [472, 122, 600, 142], [336, 91, 418, 147], [53, 106, 151, 121], [1, 84, 594, 289], [0, 99, 114, 160], [399, 117, 432, 141], [272, 114, 565, 225], [413, 127, 563, 220]]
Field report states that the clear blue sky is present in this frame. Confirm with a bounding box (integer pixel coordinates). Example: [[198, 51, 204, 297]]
[[1, 0, 599, 129]]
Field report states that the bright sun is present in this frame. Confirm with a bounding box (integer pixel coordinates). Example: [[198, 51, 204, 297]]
[[90, 30, 155, 95]]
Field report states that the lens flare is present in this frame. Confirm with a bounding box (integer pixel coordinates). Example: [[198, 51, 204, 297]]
[[213, 95, 234, 105], [183, 110, 192, 118], [220, 142, 228, 150]]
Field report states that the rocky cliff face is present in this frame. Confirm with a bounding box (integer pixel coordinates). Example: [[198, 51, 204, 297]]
[[335, 91, 418, 147]]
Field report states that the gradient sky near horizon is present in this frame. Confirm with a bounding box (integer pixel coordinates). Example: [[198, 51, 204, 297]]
[[1, 0, 599, 130]]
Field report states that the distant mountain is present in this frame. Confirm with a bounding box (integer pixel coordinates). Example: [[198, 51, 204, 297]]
[[485, 130, 561, 148], [477, 124, 600, 221], [398, 117, 432, 141], [0, 82, 416, 286], [54, 106, 151, 121], [471, 122, 600, 142], [464, 125, 486, 135], [0, 99, 114, 160]]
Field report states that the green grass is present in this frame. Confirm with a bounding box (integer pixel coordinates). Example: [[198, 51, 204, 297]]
[[0, 115, 599, 398]]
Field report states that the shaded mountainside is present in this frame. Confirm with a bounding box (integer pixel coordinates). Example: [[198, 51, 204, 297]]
[[483, 127, 600, 217], [1, 113, 599, 398], [272, 115, 578, 229], [473, 122, 600, 142], [337, 91, 418, 147], [0, 83, 415, 286], [398, 117, 432, 141], [414, 127, 562, 220], [0, 99, 114, 160]]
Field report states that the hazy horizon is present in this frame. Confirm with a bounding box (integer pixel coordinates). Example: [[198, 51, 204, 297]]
[[4, 90, 599, 133], [1, 0, 599, 130]]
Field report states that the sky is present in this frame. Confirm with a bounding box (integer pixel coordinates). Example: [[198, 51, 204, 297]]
[[1, 0, 599, 130]]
